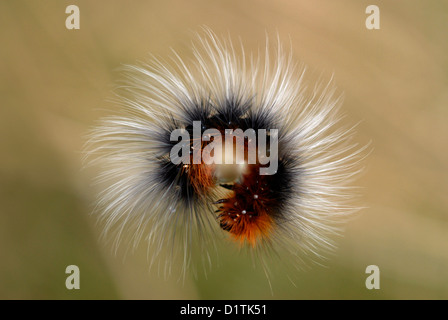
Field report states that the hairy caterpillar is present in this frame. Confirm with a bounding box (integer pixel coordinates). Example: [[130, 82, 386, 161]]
[[85, 28, 366, 278]]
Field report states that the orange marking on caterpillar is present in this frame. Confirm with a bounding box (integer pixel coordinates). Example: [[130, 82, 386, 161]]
[[216, 164, 277, 246]]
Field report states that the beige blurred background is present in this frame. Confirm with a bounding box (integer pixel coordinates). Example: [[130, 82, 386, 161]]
[[0, 0, 447, 299]]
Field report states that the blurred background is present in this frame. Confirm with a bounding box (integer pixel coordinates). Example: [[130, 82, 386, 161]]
[[0, 0, 447, 299]]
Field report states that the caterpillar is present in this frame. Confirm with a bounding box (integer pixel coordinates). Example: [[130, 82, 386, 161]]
[[85, 28, 366, 278]]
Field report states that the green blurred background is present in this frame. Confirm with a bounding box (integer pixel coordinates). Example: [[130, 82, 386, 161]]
[[0, 0, 447, 299]]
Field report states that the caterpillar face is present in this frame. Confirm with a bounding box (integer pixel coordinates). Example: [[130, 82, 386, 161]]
[[160, 103, 296, 247], [85, 29, 366, 276]]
